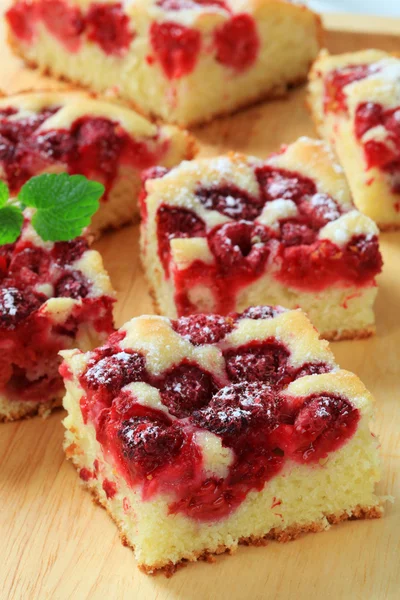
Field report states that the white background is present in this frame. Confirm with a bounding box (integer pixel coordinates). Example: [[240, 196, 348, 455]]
[[307, 0, 400, 17]]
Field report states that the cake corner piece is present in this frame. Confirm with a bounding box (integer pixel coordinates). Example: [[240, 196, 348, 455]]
[[61, 308, 383, 575]]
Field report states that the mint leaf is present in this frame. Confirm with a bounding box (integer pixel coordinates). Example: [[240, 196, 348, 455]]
[[0, 180, 9, 207], [18, 173, 104, 242], [0, 205, 23, 244]]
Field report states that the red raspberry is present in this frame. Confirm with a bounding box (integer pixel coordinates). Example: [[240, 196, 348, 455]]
[[0, 287, 44, 330], [224, 341, 289, 385], [256, 166, 316, 204], [9, 246, 51, 286], [6, 1, 38, 42], [173, 314, 234, 345], [118, 415, 184, 477], [150, 21, 201, 79], [214, 14, 259, 71], [343, 234, 383, 283], [192, 382, 278, 437], [51, 238, 88, 264], [298, 193, 341, 229], [159, 363, 217, 417], [196, 185, 264, 220], [39, 0, 85, 52], [86, 3, 134, 56], [55, 272, 89, 299], [280, 220, 317, 246], [208, 221, 271, 272], [82, 350, 146, 393], [291, 394, 360, 462]]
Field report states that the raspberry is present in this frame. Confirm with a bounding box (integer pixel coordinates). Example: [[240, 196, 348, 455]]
[[292, 362, 332, 380], [70, 117, 124, 177], [0, 108, 18, 118], [55, 272, 89, 299], [0, 287, 44, 330], [156, 205, 206, 274], [224, 341, 289, 385], [6, 1, 38, 42], [9, 246, 51, 286], [150, 21, 201, 79], [82, 350, 146, 393], [214, 14, 259, 71], [192, 382, 278, 437], [196, 185, 264, 220], [159, 364, 217, 418], [290, 394, 360, 462], [280, 220, 317, 246], [208, 221, 271, 272], [39, 0, 85, 52], [256, 166, 316, 204], [118, 416, 184, 477], [173, 314, 234, 345], [343, 234, 383, 283], [51, 238, 88, 264], [86, 3, 134, 55], [298, 193, 341, 229], [33, 129, 75, 162]]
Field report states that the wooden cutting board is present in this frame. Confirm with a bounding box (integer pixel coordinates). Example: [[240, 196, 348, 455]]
[[0, 7, 399, 600]]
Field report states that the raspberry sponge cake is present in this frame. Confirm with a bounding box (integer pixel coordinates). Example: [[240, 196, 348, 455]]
[[308, 50, 400, 230], [140, 137, 383, 340], [6, 0, 321, 126], [61, 309, 382, 574], [0, 209, 115, 422], [0, 90, 195, 235]]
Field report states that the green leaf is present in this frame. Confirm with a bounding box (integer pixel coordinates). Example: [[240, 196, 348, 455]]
[[0, 205, 23, 244], [0, 180, 9, 208], [18, 173, 104, 242]]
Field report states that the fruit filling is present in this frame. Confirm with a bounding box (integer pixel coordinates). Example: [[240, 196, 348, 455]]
[[154, 167, 382, 315], [0, 108, 167, 195], [76, 312, 360, 522], [0, 224, 114, 404], [323, 63, 377, 113], [354, 102, 400, 192], [6, 0, 132, 55]]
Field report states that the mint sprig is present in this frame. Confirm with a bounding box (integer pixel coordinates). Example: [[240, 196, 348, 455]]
[[0, 181, 24, 245], [0, 174, 104, 245]]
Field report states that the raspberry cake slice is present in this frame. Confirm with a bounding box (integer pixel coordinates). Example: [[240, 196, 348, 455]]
[[308, 50, 400, 230], [0, 90, 195, 235], [0, 209, 115, 422], [61, 309, 382, 575], [140, 137, 383, 340], [6, 0, 321, 126]]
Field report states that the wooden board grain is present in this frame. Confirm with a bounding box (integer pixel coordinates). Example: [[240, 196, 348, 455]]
[[0, 7, 399, 600]]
